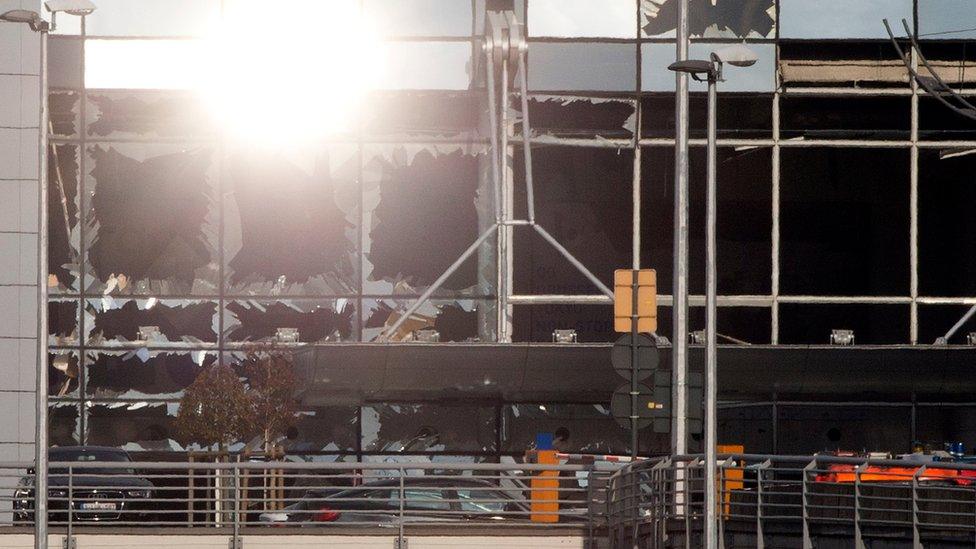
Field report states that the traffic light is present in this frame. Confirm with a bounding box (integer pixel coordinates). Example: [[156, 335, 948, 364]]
[[614, 269, 657, 333]]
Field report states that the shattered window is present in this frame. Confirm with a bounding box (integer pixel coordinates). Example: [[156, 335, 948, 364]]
[[49, 300, 79, 346], [779, 304, 910, 345], [48, 144, 80, 293], [528, 0, 637, 38], [86, 401, 184, 452], [86, 91, 215, 139], [50, 403, 81, 447], [85, 351, 215, 400], [518, 96, 637, 140], [362, 92, 480, 139], [641, 0, 775, 39], [363, 299, 486, 342], [49, 351, 81, 398], [224, 300, 356, 344], [780, 95, 911, 140], [49, 38, 82, 88], [85, 299, 218, 346], [85, 144, 218, 295], [779, 0, 912, 39], [282, 407, 360, 454], [364, 147, 487, 296], [528, 42, 637, 92], [641, 42, 776, 92], [918, 150, 976, 297], [223, 146, 359, 296], [641, 93, 774, 139], [361, 404, 497, 453], [502, 404, 628, 454]]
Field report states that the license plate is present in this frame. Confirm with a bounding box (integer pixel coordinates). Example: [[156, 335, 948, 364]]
[[80, 502, 117, 511]]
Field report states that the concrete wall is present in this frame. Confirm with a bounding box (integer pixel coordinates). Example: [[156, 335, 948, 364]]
[[0, 0, 41, 463]]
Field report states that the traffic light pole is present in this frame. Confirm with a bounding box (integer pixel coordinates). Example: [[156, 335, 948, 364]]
[[630, 276, 639, 459], [704, 67, 719, 549]]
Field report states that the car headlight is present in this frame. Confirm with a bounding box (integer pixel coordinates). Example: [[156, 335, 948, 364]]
[[14, 488, 30, 499], [48, 489, 67, 498], [125, 489, 152, 499]]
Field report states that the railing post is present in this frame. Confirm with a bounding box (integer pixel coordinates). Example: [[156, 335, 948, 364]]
[[756, 459, 769, 549], [717, 458, 727, 549], [231, 464, 241, 549], [64, 466, 74, 549], [397, 469, 406, 549], [912, 464, 925, 549], [854, 462, 867, 549], [801, 460, 814, 549]]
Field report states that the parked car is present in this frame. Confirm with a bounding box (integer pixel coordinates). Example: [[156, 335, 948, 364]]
[[259, 477, 550, 525], [14, 446, 155, 524]]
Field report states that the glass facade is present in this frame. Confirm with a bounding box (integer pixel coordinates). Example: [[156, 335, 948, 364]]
[[43, 0, 976, 456]]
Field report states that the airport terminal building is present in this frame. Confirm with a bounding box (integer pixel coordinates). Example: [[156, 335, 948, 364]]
[[2, 0, 976, 463]]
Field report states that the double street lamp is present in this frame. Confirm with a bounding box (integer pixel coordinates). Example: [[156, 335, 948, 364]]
[[1, 3, 96, 548], [669, 43, 758, 549]]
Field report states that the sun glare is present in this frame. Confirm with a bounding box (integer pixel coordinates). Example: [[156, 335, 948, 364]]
[[200, 0, 384, 144]]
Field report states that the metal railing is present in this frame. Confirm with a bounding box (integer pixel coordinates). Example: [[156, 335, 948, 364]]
[[606, 453, 976, 548], [0, 460, 613, 541]]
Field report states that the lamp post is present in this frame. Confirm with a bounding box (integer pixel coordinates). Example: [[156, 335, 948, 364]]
[[0, 4, 95, 548], [669, 43, 757, 549]]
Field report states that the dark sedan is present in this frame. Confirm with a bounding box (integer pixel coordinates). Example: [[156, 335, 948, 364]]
[[258, 477, 541, 525], [14, 446, 154, 524]]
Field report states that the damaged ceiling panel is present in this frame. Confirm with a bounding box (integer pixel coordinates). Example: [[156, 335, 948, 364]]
[[86, 401, 183, 452], [85, 298, 218, 347], [364, 147, 486, 295], [518, 95, 636, 140], [223, 299, 356, 344], [361, 403, 496, 453], [48, 144, 80, 293], [86, 90, 215, 139], [779, 42, 907, 88], [361, 92, 480, 140], [362, 299, 484, 342], [85, 351, 216, 400], [85, 144, 218, 295], [642, 0, 775, 39], [224, 146, 358, 296]]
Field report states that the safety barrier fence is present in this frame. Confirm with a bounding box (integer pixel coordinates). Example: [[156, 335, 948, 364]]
[[606, 453, 976, 548], [0, 460, 614, 545]]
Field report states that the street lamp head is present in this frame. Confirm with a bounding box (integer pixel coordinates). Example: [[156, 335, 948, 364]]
[[0, 9, 45, 31], [668, 59, 716, 77], [710, 44, 758, 67], [44, 0, 97, 16]]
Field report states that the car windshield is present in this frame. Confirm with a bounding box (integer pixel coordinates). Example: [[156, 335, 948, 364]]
[[48, 449, 134, 475]]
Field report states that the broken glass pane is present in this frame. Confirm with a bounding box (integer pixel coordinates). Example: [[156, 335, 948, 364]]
[[49, 299, 79, 346], [529, 0, 637, 38], [361, 91, 480, 139], [362, 299, 486, 342], [528, 42, 637, 92], [86, 90, 215, 139], [223, 299, 356, 344], [48, 143, 80, 293], [780, 95, 911, 140], [513, 146, 632, 296], [512, 304, 615, 342], [365, 0, 472, 37], [280, 407, 359, 454], [920, 95, 976, 140], [517, 95, 636, 139], [49, 92, 79, 137], [641, 0, 775, 38], [86, 401, 184, 452], [780, 148, 909, 296], [502, 404, 628, 454], [918, 305, 976, 344], [49, 351, 80, 398], [364, 146, 489, 296], [778, 304, 910, 345], [779, 0, 912, 39], [641, 42, 776, 92], [379, 41, 472, 90], [84, 144, 219, 295], [361, 404, 496, 453], [641, 93, 774, 139], [919, 0, 976, 40], [224, 146, 359, 296], [85, 298, 218, 347], [85, 350, 215, 400], [50, 403, 81, 446], [718, 405, 773, 454]]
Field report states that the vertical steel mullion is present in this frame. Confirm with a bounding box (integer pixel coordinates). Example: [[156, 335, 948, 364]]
[[77, 15, 88, 447], [398, 470, 405, 549], [770, 72, 780, 345], [909, 41, 919, 344], [802, 460, 814, 549], [36, 25, 50, 549]]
